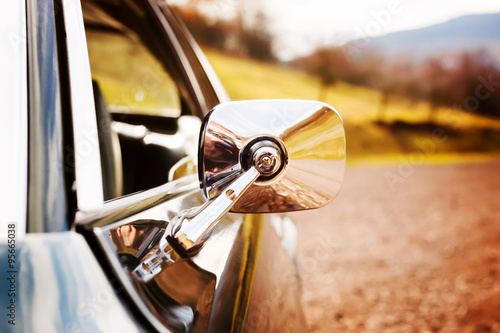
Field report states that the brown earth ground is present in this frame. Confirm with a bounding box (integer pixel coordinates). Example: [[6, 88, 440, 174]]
[[293, 159, 500, 333]]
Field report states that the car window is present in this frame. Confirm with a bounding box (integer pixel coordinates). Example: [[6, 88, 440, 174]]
[[87, 31, 181, 118], [82, 1, 201, 200]]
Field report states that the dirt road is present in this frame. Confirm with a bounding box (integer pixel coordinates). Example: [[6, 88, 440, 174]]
[[293, 160, 500, 333]]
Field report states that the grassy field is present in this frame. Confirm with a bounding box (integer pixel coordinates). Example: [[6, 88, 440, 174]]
[[204, 49, 500, 166]]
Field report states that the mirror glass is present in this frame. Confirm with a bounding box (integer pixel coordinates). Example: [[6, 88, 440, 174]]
[[199, 100, 346, 213]]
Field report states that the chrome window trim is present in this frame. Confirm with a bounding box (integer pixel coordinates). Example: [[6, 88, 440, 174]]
[[188, 40, 231, 103], [75, 175, 199, 228], [62, 0, 104, 212], [150, 0, 209, 114], [0, 0, 28, 238], [27, 0, 71, 232]]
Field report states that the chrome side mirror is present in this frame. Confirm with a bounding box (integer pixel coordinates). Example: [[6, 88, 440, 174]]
[[168, 100, 345, 257], [199, 99, 346, 212]]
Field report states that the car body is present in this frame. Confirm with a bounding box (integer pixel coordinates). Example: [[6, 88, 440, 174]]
[[0, 0, 345, 332]]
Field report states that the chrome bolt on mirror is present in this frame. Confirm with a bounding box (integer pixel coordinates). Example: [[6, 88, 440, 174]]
[[168, 100, 346, 257]]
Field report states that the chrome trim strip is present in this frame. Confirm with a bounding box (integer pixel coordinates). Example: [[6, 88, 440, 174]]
[[0, 0, 28, 238], [26, 0, 69, 232], [62, 0, 104, 212], [75, 175, 199, 228], [150, 0, 208, 113]]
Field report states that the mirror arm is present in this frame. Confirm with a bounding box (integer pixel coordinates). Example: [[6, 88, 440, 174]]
[[167, 167, 260, 257]]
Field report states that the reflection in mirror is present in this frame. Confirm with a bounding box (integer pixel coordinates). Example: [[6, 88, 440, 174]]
[[168, 156, 198, 181], [110, 221, 167, 271]]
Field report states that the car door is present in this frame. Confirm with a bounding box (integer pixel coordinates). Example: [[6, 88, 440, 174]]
[[1, 0, 315, 330], [62, 0, 307, 332]]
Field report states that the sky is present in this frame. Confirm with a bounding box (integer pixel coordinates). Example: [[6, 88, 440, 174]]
[[169, 0, 500, 60]]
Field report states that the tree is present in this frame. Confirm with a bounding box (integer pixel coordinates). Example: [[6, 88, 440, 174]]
[[173, 0, 275, 61], [295, 47, 353, 100], [422, 58, 448, 123]]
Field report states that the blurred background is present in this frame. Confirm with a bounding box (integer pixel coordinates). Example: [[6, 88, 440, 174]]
[[169, 0, 500, 165], [168, 0, 500, 332]]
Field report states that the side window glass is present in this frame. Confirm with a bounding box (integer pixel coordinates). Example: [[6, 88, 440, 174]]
[[83, 5, 201, 200], [87, 31, 181, 118]]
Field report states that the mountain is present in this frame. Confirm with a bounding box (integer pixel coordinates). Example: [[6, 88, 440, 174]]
[[355, 12, 500, 63]]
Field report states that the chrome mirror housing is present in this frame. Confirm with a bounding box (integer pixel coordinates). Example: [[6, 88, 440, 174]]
[[199, 99, 346, 213]]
